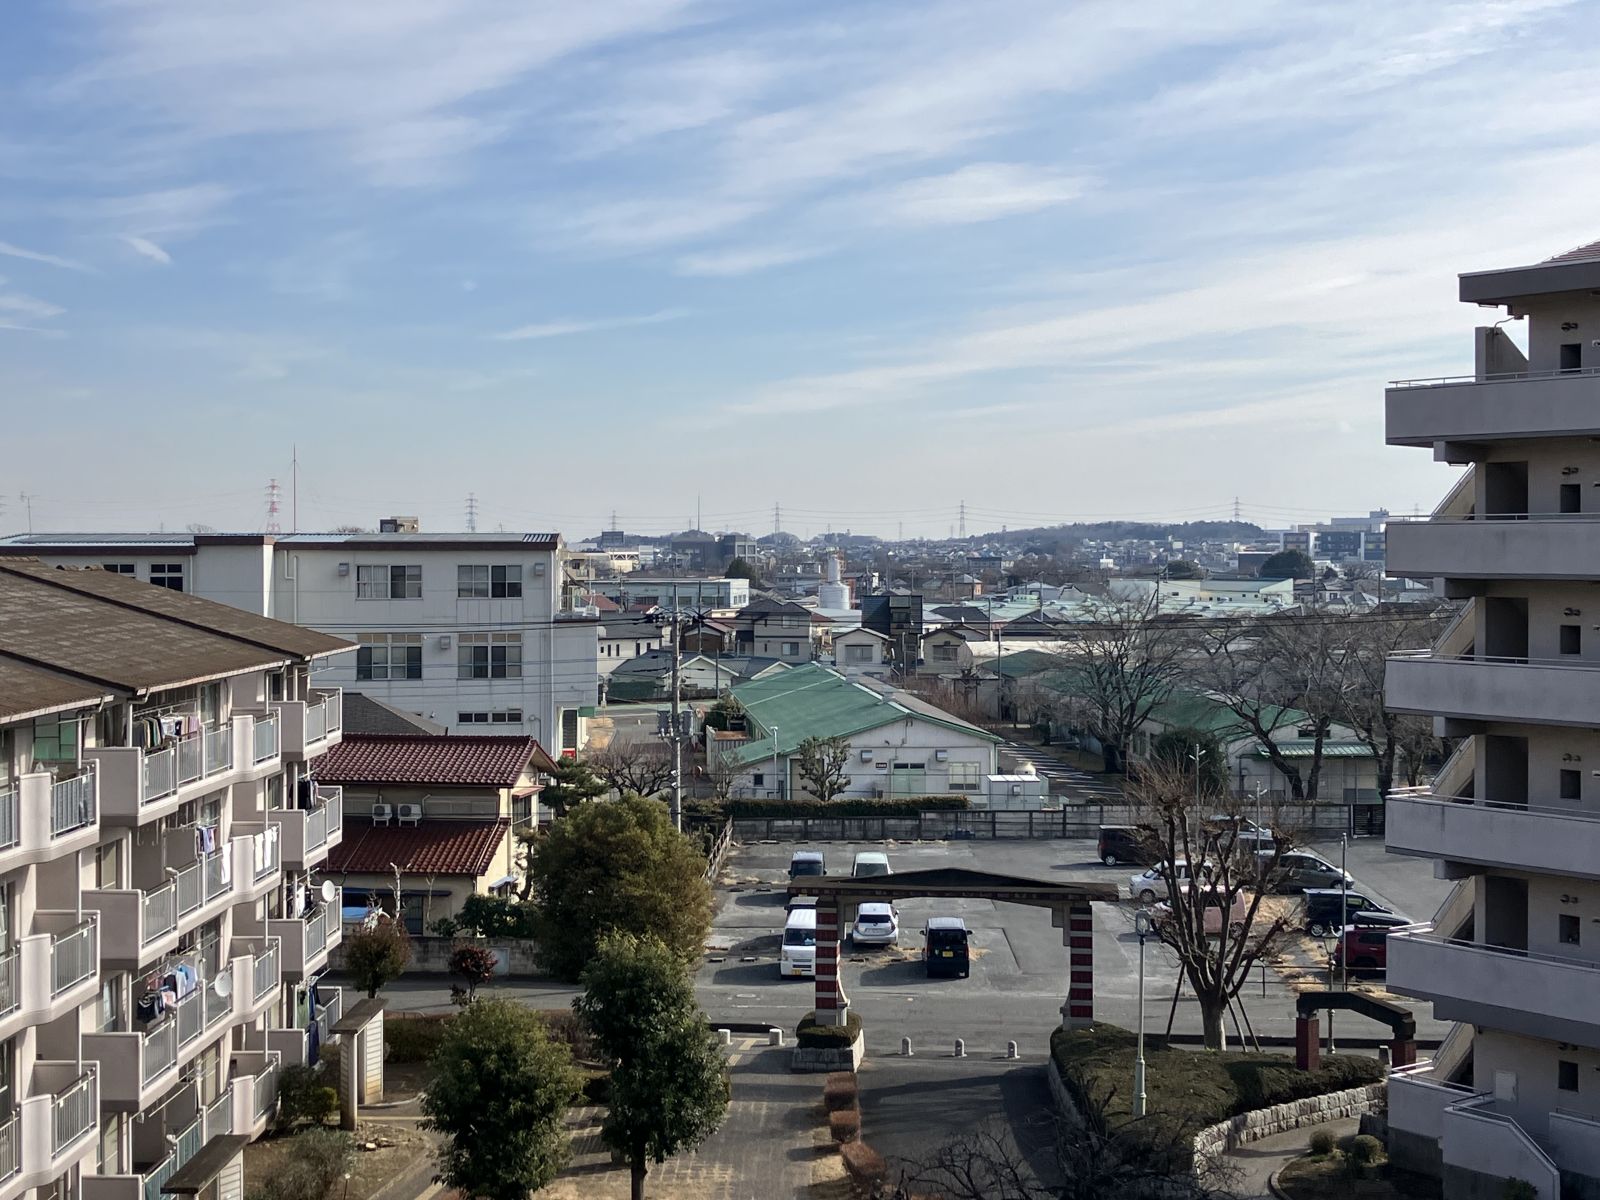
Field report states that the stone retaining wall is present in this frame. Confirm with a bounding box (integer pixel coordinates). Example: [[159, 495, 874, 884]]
[[791, 1035, 865, 1073]]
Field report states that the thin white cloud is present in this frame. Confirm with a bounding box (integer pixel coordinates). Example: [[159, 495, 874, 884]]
[[90, 184, 233, 237], [491, 308, 688, 341], [0, 239, 90, 272], [0, 285, 65, 320], [122, 235, 172, 265], [864, 163, 1090, 227], [675, 245, 818, 277]]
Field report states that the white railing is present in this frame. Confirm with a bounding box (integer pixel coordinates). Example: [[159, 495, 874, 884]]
[[204, 725, 233, 776], [142, 1113, 203, 1200], [176, 990, 202, 1047], [175, 860, 201, 917], [1392, 926, 1600, 979], [253, 833, 279, 881], [50, 768, 96, 837], [1390, 364, 1600, 388], [204, 978, 231, 1029], [51, 1072, 96, 1154], [1445, 1095, 1560, 1198], [141, 1020, 178, 1083], [315, 989, 342, 1040], [0, 1110, 16, 1183], [142, 883, 177, 944], [305, 701, 327, 746], [322, 690, 342, 734], [254, 941, 279, 1000], [253, 716, 279, 764], [177, 735, 202, 786], [51, 921, 96, 995], [305, 906, 329, 958], [0, 789, 18, 852], [142, 747, 176, 802], [203, 851, 228, 902], [0, 947, 17, 1019], [1390, 511, 1600, 523], [254, 1053, 280, 1119], [204, 1091, 232, 1140]]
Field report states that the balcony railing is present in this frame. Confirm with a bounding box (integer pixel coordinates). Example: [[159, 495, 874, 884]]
[[141, 1021, 178, 1083], [203, 850, 229, 902], [50, 1072, 96, 1154], [175, 991, 202, 1048], [252, 716, 280, 764], [305, 701, 327, 746], [253, 940, 279, 1000], [253, 1053, 280, 1120], [205, 726, 233, 775], [204, 978, 231, 1030], [141, 884, 177, 945], [142, 747, 176, 803], [50, 769, 96, 838], [141, 1113, 204, 1200], [0, 1109, 16, 1185], [0, 790, 18, 853], [204, 1091, 232, 1140], [51, 921, 96, 996], [1390, 364, 1600, 389], [176, 736, 201, 787], [0, 947, 16, 1021]]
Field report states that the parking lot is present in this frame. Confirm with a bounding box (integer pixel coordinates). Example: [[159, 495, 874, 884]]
[[697, 835, 1453, 1057]]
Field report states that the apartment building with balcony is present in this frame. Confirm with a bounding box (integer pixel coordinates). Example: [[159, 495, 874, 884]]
[[1383, 240, 1600, 1198], [0, 557, 353, 1200], [0, 526, 601, 754]]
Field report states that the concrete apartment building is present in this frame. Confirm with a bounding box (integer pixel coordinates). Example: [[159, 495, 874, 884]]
[[0, 558, 353, 1200], [1383, 241, 1600, 1197], [0, 529, 601, 754]]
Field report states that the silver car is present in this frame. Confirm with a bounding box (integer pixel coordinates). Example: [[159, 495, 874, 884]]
[[850, 902, 900, 947]]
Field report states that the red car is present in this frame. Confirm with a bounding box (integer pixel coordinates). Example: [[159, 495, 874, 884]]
[[1332, 924, 1390, 974]]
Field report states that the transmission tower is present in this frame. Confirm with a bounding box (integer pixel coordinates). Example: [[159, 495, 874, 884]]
[[959, 499, 966, 538], [264, 480, 282, 534], [465, 493, 479, 533], [773, 502, 781, 535], [1232, 496, 1242, 521]]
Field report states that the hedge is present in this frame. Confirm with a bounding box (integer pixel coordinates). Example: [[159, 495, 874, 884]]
[[1049, 1024, 1383, 1136], [796, 1010, 863, 1048], [385, 1009, 592, 1064], [839, 1140, 887, 1189], [724, 795, 970, 819], [828, 1106, 861, 1143], [823, 1072, 858, 1112]]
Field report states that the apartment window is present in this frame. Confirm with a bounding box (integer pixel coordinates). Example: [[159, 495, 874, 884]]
[[1560, 1060, 1581, 1092], [493, 710, 522, 724], [101, 563, 136, 575], [457, 711, 521, 725], [845, 644, 873, 664], [95, 841, 120, 889], [947, 762, 982, 792], [782, 642, 801, 657], [562, 709, 579, 749], [458, 633, 522, 679], [1562, 483, 1583, 515], [752, 773, 764, 788], [1560, 914, 1582, 945], [457, 564, 522, 599], [1561, 343, 1583, 373], [96, 974, 121, 1034], [356, 564, 422, 599], [149, 563, 185, 591], [1561, 768, 1582, 802], [356, 633, 423, 680], [1562, 624, 1583, 656], [932, 644, 959, 662], [31, 716, 78, 763], [458, 712, 490, 725], [512, 794, 533, 826]]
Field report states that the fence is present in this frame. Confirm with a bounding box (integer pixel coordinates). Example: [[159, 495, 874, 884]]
[[51, 921, 97, 995], [50, 769, 97, 837], [51, 1072, 96, 1153]]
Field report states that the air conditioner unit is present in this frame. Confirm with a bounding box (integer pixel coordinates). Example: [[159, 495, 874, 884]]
[[337, 563, 350, 576], [371, 803, 392, 826], [438, 635, 451, 650], [859, 750, 873, 762], [397, 804, 422, 826], [934, 749, 948, 762]]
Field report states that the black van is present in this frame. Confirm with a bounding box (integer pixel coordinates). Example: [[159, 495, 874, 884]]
[[923, 917, 971, 978], [1097, 825, 1157, 867], [1303, 888, 1396, 937]]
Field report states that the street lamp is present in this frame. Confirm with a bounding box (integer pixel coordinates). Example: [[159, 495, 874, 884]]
[[1133, 909, 1153, 1119], [771, 724, 780, 800]]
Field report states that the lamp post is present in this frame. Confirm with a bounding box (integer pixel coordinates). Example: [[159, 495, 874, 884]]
[[771, 724, 780, 799], [1133, 909, 1153, 1119]]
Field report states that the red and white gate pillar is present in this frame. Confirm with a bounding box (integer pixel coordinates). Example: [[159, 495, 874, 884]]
[[813, 897, 850, 1025], [1055, 900, 1096, 1028]]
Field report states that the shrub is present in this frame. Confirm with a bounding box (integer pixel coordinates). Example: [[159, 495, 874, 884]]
[[1502, 1180, 1537, 1200], [796, 1010, 862, 1049], [454, 894, 538, 939], [726, 795, 969, 819], [829, 1106, 861, 1143], [840, 1140, 888, 1189], [1308, 1128, 1335, 1157], [538, 1009, 595, 1061], [823, 1072, 858, 1112], [384, 1014, 452, 1063], [1348, 1134, 1382, 1166], [448, 944, 500, 1002], [248, 1129, 352, 1200], [275, 1065, 338, 1131]]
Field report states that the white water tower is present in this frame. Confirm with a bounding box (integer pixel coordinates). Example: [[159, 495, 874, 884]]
[[819, 553, 851, 609]]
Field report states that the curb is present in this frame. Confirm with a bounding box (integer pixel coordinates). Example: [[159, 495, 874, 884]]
[[1267, 1165, 1291, 1200]]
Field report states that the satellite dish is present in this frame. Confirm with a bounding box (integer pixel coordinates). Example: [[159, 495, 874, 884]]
[[212, 973, 233, 999], [320, 880, 338, 905]]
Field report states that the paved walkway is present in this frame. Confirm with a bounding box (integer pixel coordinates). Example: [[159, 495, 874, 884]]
[[1223, 1116, 1358, 1199]]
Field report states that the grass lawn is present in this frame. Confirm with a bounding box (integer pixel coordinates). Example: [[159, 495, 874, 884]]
[[1050, 1025, 1383, 1135]]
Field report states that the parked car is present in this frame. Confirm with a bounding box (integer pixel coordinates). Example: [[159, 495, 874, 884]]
[[852, 851, 892, 878], [1128, 860, 1210, 904], [1261, 850, 1354, 894], [923, 917, 971, 978], [1333, 924, 1392, 974], [788, 850, 826, 880], [1206, 814, 1277, 855], [785, 894, 818, 915], [780, 907, 817, 977], [1097, 825, 1157, 867], [850, 902, 900, 947], [1151, 884, 1249, 938], [1302, 888, 1395, 937]]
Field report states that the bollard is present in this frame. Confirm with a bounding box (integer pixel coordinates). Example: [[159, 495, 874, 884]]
[[954, 1038, 966, 1058], [769, 1029, 784, 1046], [718, 1029, 732, 1045], [1006, 1041, 1019, 1060], [900, 1037, 913, 1057]]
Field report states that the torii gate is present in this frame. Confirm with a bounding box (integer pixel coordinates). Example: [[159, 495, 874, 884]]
[[789, 867, 1119, 1027]]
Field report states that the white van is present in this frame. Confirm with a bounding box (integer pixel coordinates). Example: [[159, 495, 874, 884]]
[[852, 851, 891, 878], [780, 907, 818, 977]]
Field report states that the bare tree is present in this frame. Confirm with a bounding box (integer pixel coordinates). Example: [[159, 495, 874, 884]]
[[1336, 611, 1450, 797], [794, 735, 851, 803], [588, 736, 675, 798], [1127, 759, 1293, 1051], [1054, 593, 1191, 773], [702, 742, 739, 805]]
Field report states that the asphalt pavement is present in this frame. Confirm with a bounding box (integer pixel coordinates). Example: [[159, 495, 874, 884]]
[[995, 738, 1125, 803]]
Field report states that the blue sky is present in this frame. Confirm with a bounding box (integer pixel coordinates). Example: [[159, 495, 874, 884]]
[[3, 0, 1599, 539]]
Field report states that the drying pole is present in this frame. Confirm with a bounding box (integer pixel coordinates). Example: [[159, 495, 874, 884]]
[[669, 583, 683, 831]]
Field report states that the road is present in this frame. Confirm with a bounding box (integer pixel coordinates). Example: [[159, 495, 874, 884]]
[[993, 737, 1124, 803]]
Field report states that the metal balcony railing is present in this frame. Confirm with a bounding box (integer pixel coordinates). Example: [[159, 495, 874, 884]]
[[204, 1091, 232, 1139], [252, 716, 279, 764], [305, 701, 327, 746], [204, 979, 231, 1030], [0, 790, 17, 853], [0, 948, 16, 1019], [51, 921, 96, 995], [0, 1109, 16, 1183], [141, 1113, 203, 1200], [305, 907, 329, 958], [253, 833, 279, 881], [142, 883, 177, 945], [142, 747, 176, 803], [51, 1072, 96, 1154], [204, 726, 233, 776], [141, 1021, 177, 1083], [177, 735, 202, 786], [1389, 364, 1600, 388], [50, 768, 96, 837], [253, 1053, 280, 1119], [203, 851, 229, 902], [253, 941, 279, 1000]]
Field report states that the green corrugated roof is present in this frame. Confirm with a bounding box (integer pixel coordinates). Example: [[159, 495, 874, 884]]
[[1249, 740, 1373, 759], [725, 663, 995, 768], [991, 649, 1067, 677]]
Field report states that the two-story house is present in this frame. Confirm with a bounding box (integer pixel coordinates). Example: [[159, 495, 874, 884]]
[[734, 597, 819, 663]]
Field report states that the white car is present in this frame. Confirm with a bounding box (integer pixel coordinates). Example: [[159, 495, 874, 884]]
[[850, 902, 900, 947], [1128, 860, 1209, 904], [852, 851, 892, 878]]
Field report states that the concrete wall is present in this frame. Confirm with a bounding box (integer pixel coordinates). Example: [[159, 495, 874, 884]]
[[1387, 655, 1600, 727], [1387, 376, 1600, 446], [1474, 1028, 1600, 1139]]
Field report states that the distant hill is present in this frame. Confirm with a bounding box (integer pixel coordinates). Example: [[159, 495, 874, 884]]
[[988, 521, 1264, 554]]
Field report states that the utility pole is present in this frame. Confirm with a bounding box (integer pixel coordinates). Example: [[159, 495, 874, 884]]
[[669, 583, 683, 831]]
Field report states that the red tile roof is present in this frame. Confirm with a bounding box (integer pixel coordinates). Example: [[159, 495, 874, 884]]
[[316, 733, 555, 786], [328, 819, 510, 876]]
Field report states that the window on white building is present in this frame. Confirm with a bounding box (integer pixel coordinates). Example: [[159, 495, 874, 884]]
[[782, 642, 801, 656], [459, 632, 522, 678], [947, 762, 981, 791], [460, 710, 523, 725], [356, 633, 423, 680], [356, 564, 422, 599], [31, 716, 78, 762], [932, 644, 959, 662], [149, 563, 185, 591], [457, 564, 523, 599], [844, 644, 873, 664], [101, 563, 136, 575]]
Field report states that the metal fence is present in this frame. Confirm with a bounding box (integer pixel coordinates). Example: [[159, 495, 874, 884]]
[[141, 1021, 177, 1082], [0, 948, 17, 1020], [51, 920, 97, 995], [0, 1109, 17, 1183], [142, 748, 176, 802], [253, 716, 279, 764], [51, 1072, 96, 1153], [50, 769, 96, 837], [205, 726, 233, 775], [142, 884, 177, 945], [254, 940, 279, 1000], [0, 790, 18, 853]]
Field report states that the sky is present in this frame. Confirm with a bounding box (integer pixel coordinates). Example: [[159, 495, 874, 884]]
[[3, 0, 1599, 540]]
